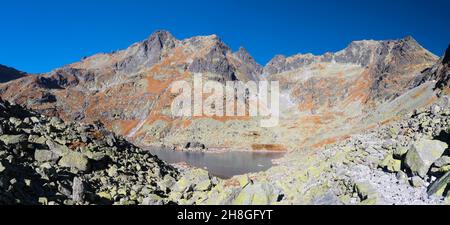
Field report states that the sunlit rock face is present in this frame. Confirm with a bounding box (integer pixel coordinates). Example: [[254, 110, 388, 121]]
[[0, 31, 446, 150]]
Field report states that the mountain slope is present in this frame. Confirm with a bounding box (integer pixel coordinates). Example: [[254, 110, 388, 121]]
[[0, 31, 445, 151]]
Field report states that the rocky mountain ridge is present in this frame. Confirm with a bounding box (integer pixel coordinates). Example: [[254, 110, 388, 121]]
[[0, 31, 446, 151], [264, 36, 437, 75]]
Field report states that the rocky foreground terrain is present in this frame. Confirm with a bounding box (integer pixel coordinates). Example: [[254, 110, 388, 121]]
[[0, 99, 183, 205], [215, 98, 449, 205], [0, 94, 448, 205]]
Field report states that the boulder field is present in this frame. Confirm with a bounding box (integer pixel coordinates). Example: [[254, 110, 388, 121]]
[[0, 95, 448, 205]]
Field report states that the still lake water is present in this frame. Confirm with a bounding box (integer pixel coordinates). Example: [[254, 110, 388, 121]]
[[147, 149, 285, 178]]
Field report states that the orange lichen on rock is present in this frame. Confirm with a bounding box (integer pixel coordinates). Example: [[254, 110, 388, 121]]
[[411, 84, 429, 99], [146, 76, 173, 94], [251, 144, 287, 152], [343, 71, 371, 105], [116, 120, 140, 135], [310, 135, 351, 149], [193, 115, 251, 122], [68, 141, 87, 150], [223, 178, 241, 187]]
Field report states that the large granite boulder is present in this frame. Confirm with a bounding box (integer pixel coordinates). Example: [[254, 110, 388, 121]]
[[404, 139, 448, 178]]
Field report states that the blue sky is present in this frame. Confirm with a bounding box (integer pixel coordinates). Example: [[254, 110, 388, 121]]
[[1, 0, 449, 73]]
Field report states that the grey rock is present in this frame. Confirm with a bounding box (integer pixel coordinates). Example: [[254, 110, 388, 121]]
[[30, 117, 40, 123], [28, 135, 47, 145], [354, 182, 379, 202], [57, 181, 73, 197], [72, 177, 85, 203], [0, 134, 27, 145], [58, 152, 90, 172], [396, 171, 408, 183], [50, 117, 64, 128], [433, 156, 450, 168], [427, 171, 450, 197], [410, 176, 425, 187], [431, 105, 441, 116], [184, 142, 206, 150], [0, 162, 5, 173], [404, 139, 448, 178], [311, 191, 343, 205], [393, 146, 409, 158], [34, 150, 60, 163], [9, 117, 23, 127], [105, 134, 116, 147], [46, 140, 70, 156], [141, 194, 164, 205]]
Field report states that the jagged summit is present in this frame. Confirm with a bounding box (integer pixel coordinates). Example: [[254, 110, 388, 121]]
[[235, 47, 252, 61], [263, 36, 438, 75], [148, 30, 176, 40], [233, 47, 263, 80], [41, 32, 438, 83], [68, 31, 261, 82]]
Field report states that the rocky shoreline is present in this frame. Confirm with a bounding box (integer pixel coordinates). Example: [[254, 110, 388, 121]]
[[146, 145, 287, 155]]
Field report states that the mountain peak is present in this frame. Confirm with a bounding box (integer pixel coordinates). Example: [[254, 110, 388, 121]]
[[144, 30, 177, 48], [149, 30, 173, 38], [263, 55, 288, 75], [236, 46, 249, 55], [146, 30, 177, 45], [232, 47, 263, 80], [402, 35, 419, 44], [235, 47, 253, 62], [267, 55, 287, 64], [110, 30, 178, 74], [182, 34, 230, 54]]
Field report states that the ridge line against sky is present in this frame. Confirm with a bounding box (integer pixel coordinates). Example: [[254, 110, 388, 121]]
[[0, 0, 449, 73]]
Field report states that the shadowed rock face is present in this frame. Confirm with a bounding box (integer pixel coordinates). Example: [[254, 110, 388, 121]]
[[115, 30, 177, 74], [414, 44, 450, 90], [0, 64, 27, 83], [233, 47, 263, 81], [0, 31, 445, 150], [188, 37, 238, 81]]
